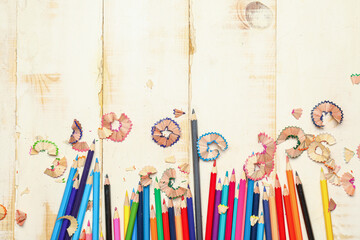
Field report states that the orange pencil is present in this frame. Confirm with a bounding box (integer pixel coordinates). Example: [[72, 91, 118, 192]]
[[151, 205, 158, 240], [175, 205, 183, 240], [180, 197, 190, 240], [286, 157, 302, 240], [283, 185, 296, 240], [162, 199, 171, 240]]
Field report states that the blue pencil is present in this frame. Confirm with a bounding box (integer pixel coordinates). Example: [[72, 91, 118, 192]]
[[187, 185, 196, 240], [93, 158, 100, 240], [58, 172, 80, 240], [231, 184, 239, 240], [250, 183, 260, 240], [137, 184, 143, 240], [218, 172, 229, 240], [50, 156, 78, 240], [262, 187, 272, 240], [243, 179, 254, 240], [256, 213, 264, 240], [167, 199, 176, 240], [143, 185, 150, 240], [73, 171, 93, 240]]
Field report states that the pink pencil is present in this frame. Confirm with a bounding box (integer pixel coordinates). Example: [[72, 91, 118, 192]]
[[114, 207, 121, 240], [235, 170, 247, 240], [225, 169, 236, 240], [86, 220, 92, 240]]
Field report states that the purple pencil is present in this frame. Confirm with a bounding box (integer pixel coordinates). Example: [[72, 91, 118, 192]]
[[64, 140, 95, 240], [211, 179, 223, 240], [58, 173, 79, 240]]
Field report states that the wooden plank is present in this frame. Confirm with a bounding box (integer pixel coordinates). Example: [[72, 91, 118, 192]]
[[102, 0, 190, 238], [190, 0, 276, 233], [15, 0, 102, 239], [0, 0, 17, 238], [276, 0, 360, 238]]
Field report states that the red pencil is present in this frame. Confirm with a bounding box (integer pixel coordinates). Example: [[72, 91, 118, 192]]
[[181, 196, 190, 240], [162, 199, 171, 240], [283, 185, 296, 240], [275, 174, 286, 240], [205, 161, 217, 240], [225, 169, 236, 240]]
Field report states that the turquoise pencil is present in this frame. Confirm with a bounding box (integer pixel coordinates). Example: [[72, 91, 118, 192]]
[[73, 171, 93, 240], [231, 184, 239, 240], [244, 179, 254, 240], [93, 158, 100, 240], [256, 213, 264, 240], [218, 171, 229, 240], [143, 185, 150, 240], [50, 156, 78, 240]]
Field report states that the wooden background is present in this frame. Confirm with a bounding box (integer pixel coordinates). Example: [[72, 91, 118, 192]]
[[1, 0, 360, 239]]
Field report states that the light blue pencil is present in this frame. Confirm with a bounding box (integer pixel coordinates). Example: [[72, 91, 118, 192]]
[[244, 179, 255, 240], [72, 171, 94, 240], [256, 213, 264, 240], [231, 183, 240, 240], [143, 185, 150, 240], [93, 158, 100, 240], [50, 156, 78, 240], [218, 171, 229, 240]]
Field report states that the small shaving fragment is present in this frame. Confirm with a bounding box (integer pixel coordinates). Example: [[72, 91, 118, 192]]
[[44, 157, 67, 178], [350, 74, 360, 85], [328, 198, 336, 211], [139, 166, 157, 176], [55, 178, 66, 183], [77, 156, 86, 168], [250, 216, 259, 226], [178, 163, 190, 174], [57, 215, 78, 236], [165, 156, 176, 164], [146, 80, 154, 89], [15, 210, 27, 226], [126, 165, 136, 171], [291, 108, 303, 120], [0, 204, 7, 220], [20, 187, 30, 196], [218, 204, 228, 214], [344, 148, 355, 163], [341, 172, 355, 196], [87, 200, 93, 211]]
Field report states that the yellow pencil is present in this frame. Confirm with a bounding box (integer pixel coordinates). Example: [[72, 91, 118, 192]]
[[124, 190, 130, 237], [320, 168, 333, 240]]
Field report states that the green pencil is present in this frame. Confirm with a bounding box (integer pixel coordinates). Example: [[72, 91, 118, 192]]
[[154, 179, 164, 240], [125, 193, 139, 240]]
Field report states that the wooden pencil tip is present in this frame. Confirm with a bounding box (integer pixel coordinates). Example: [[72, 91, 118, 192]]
[[105, 174, 109, 178], [286, 156, 289, 163]]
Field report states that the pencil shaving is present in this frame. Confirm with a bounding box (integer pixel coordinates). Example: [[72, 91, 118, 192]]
[[0, 204, 7, 220], [257, 133, 276, 176], [69, 119, 83, 144], [20, 187, 30, 196], [77, 156, 86, 168], [329, 198, 336, 211], [325, 159, 336, 170], [44, 157, 67, 178], [344, 148, 354, 163], [87, 200, 93, 211], [244, 154, 266, 181], [197, 132, 228, 161], [291, 108, 303, 120], [307, 141, 330, 163], [250, 216, 259, 226], [15, 210, 27, 226], [350, 74, 360, 85], [311, 101, 343, 128], [276, 126, 305, 158], [58, 215, 78, 236], [298, 134, 315, 151], [165, 156, 176, 164], [151, 118, 181, 148], [173, 109, 185, 118], [178, 163, 190, 174], [341, 172, 355, 196], [315, 133, 336, 145], [159, 168, 187, 199], [72, 141, 89, 152], [139, 166, 157, 176], [98, 127, 112, 139], [218, 204, 228, 214], [325, 167, 341, 186], [101, 112, 133, 142], [31, 139, 59, 156]]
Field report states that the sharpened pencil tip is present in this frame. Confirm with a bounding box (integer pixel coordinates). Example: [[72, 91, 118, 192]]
[[276, 174, 279, 180], [256, 182, 259, 187], [213, 161, 216, 167], [96, 158, 99, 163], [75, 155, 78, 160], [105, 174, 108, 178], [218, 178, 221, 183], [132, 188, 135, 193], [295, 171, 298, 176], [192, 109, 195, 114], [232, 168, 235, 174], [263, 186, 266, 192], [115, 207, 117, 211], [187, 184, 190, 189], [93, 139, 96, 144], [226, 171, 228, 177]]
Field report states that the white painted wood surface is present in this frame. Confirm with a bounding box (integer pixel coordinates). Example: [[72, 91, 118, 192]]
[[0, 0, 359, 239]]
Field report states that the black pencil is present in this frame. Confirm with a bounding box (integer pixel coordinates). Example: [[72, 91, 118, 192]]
[[295, 172, 314, 240], [105, 174, 112, 240], [137, 183, 143, 240], [191, 109, 203, 239]]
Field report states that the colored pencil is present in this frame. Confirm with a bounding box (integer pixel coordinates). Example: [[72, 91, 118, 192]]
[[286, 158, 302, 240], [244, 179, 254, 240], [320, 168, 333, 240], [225, 169, 236, 240], [256, 213, 264, 240], [235, 171, 247, 240], [174, 205, 183, 240], [100, 231, 104, 240], [186, 185, 196, 240], [268, 185, 279, 240], [51, 157, 78, 240], [250, 183, 260, 240], [104, 174, 112, 240], [126, 193, 139, 240], [137, 184, 143, 240], [162, 199, 171, 240], [218, 172, 230, 240], [262, 187, 272, 240], [86, 220, 92, 240], [93, 158, 100, 240], [143, 185, 150, 240], [155, 179, 164, 240], [58, 173, 79, 240], [275, 175, 286, 240], [113, 207, 121, 240], [296, 172, 314, 240], [283, 185, 296, 240], [129, 189, 137, 240], [80, 229, 86, 240], [168, 199, 176, 240], [211, 179, 222, 240], [190, 109, 203, 240], [73, 172, 94, 240], [231, 183, 239, 240], [150, 205, 158, 240], [205, 161, 217, 240], [65, 141, 95, 240], [124, 191, 130, 237], [180, 197, 190, 240]]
